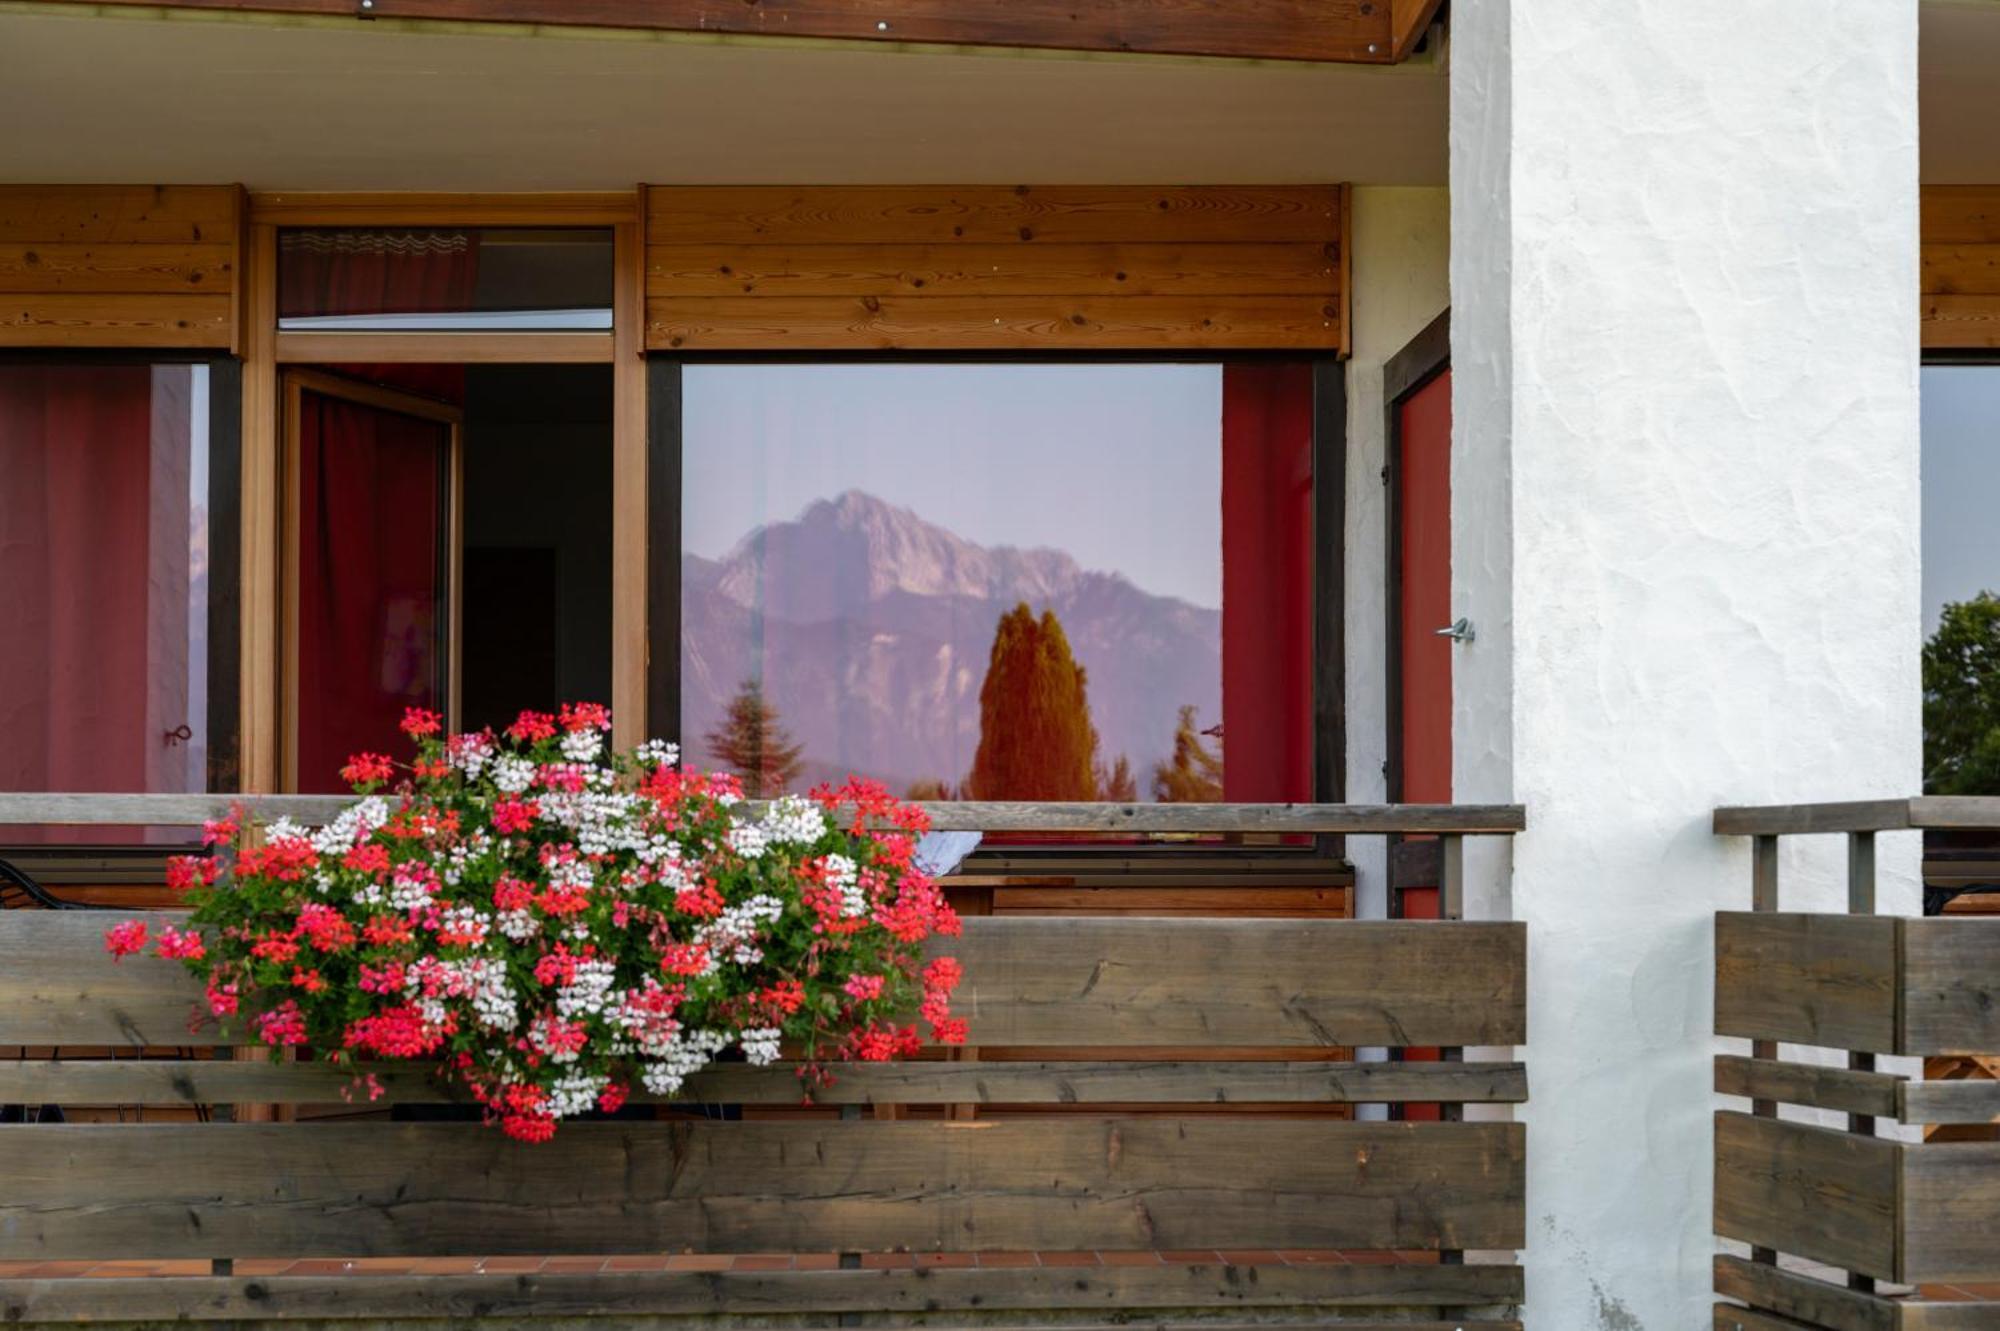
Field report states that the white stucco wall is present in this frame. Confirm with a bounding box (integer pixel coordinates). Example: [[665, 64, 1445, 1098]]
[[1449, 3, 1922, 1327], [1342, 186, 1451, 925]]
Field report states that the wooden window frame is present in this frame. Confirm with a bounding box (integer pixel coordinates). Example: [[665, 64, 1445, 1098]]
[[238, 192, 650, 793], [647, 351, 1347, 819]]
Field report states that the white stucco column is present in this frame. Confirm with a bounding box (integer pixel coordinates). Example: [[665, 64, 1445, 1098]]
[[1449, 3, 1922, 1327]]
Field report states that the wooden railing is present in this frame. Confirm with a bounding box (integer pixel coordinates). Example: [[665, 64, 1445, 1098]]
[[1712, 798, 2000, 1330], [0, 799, 1526, 1331]]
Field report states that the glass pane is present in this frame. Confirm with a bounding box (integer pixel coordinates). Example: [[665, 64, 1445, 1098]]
[[0, 362, 211, 842], [278, 227, 614, 331], [681, 363, 1313, 803], [1924, 364, 2000, 797]]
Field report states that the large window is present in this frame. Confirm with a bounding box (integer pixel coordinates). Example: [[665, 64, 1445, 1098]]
[[0, 358, 237, 834], [1924, 364, 2000, 797], [675, 362, 1320, 802]]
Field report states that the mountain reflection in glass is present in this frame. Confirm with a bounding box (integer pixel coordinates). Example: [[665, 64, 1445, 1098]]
[[681, 364, 1312, 803]]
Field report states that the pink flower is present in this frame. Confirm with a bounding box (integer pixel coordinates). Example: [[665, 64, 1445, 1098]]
[[254, 1000, 308, 1047], [154, 925, 206, 960], [205, 978, 239, 1017], [843, 974, 885, 1002], [102, 919, 149, 958]]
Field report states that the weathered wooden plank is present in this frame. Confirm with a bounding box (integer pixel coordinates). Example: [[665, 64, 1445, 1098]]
[[1712, 1254, 1897, 1331], [1715, 912, 1899, 1053], [1713, 801, 1918, 837], [0, 1056, 1527, 1107], [0, 912, 1526, 1048], [0, 242, 234, 293], [0, 293, 233, 347], [1714, 1055, 1902, 1119], [1713, 1111, 1900, 1282], [1901, 917, 2000, 1056], [1714, 1307, 1829, 1331], [0, 185, 238, 244], [1900, 1137, 2000, 1284], [0, 1119, 1526, 1260], [0, 793, 1525, 835], [646, 187, 1342, 247], [1907, 796, 2000, 830], [1900, 1075, 2000, 1126], [645, 294, 1341, 351], [647, 242, 1339, 299], [0, 1261, 1525, 1323]]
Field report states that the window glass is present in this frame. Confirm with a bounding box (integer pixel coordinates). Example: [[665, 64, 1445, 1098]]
[[1924, 364, 2000, 797], [0, 363, 215, 839], [680, 363, 1314, 802], [278, 228, 614, 331]]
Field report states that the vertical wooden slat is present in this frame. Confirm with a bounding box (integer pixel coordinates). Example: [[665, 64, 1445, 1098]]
[[1440, 833, 1464, 921], [1748, 832, 1780, 1264], [240, 221, 280, 793], [611, 212, 649, 750]]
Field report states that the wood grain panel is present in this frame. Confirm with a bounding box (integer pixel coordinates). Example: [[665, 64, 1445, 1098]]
[[0, 1118, 1525, 1260], [0, 911, 1526, 1049], [644, 185, 1346, 352], [0, 1056, 1527, 1107], [1902, 917, 2000, 1055], [0, 242, 233, 292], [1, 292, 232, 346], [1712, 1254, 1898, 1331], [1900, 1137, 2000, 1284], [1714, 911, 1899, 1053], [647, 242, 1340, 297], [647, 187, 1341, 246], [0, 186, 240, 348], [1924, 186, 2000, 349], [1713, 1111, 1900, 1282], [1713, 1054, 1902, 1119], [648, 294, 1340, 350], [0, 1262, 1526, 1323]]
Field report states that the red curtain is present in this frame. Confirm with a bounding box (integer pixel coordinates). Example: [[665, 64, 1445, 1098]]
[[295, 393, 448, 793], [0, 365, 201, 820], [279, 230, 479, 403], [1220, 363, 1315, 802]]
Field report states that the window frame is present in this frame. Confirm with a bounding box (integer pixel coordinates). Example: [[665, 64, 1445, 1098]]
[[646, 351, 1346, 820]]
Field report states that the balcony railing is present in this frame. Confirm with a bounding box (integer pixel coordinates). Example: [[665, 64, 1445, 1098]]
[[0, 798, 1526, 1331], [1712, 797, 2000, 1330]]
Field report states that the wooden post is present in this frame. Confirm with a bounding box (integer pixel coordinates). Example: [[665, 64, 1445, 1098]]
[[1749, 832, 1779, 1266], [1845, 830, 1878, 1294], [1439, 834, 1465, 921]]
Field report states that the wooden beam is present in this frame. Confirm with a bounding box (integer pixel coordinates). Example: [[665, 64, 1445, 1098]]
[[1714, 1055, 1903, 1120], [0, 911, 1528, 1048], [0, 1262, 1525, 1324], [0, 1056, 1528, 1108], [273, 331, 613, 364], [0, 1119, 1525, 1260], [1712, 1255, 1899, 1331], [1715, 912, 1900, 1054], [1389, 0, 1445, 60], [69, 0, 1406, 64], [0, 793, 1525, 833]]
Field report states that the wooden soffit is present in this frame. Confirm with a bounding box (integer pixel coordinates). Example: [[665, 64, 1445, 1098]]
[[1924, 185, 2000, 349], [645, 184, 1350, 354], [65, 0, 1444, 64]]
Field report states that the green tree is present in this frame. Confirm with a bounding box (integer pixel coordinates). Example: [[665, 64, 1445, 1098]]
[[1925, 593, 2000, 794], [966, 603, 1101, 800], [704, 678, 805, 798], [1151, 705, 1225, 803]]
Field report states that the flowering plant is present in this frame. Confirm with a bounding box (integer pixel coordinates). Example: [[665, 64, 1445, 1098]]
[[105, 704, 963, 1141]]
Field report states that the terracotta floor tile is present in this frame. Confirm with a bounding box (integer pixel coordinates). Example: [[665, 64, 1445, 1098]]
[[973, 1252, 1039, 1268], [231, 1260, 292, 1277], [1279, 1250, 1351, 1264], [860, 1254, 916, 1269], [474, 1257, 548, 1274], [728, 1255, 797, 1271], [0, 1261, 96, 1278], [791, 1253, 841, 1270], [605, 1255, 674, 1272], [1157, 1250, 1225, 1264], [1034, 1252, 1099, 1268], [1217, 1250, 1282, 1265], [537, 1258, 609, 1274], [913, 1253, 976, 1268], [664, 1254, 734, 1271], [81, 1262, 173, 1279], [1095, 1251, 1167, 1266]]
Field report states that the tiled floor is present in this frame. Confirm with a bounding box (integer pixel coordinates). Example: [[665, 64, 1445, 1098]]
[[0, 1251, 1440, 1279]]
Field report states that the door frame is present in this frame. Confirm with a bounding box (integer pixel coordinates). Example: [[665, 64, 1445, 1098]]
[[1382, 308, 1450, 909], [279, 367, 464, 792]]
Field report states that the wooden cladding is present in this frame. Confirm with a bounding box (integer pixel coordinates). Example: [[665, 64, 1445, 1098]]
[[1924, 186, 2000, 348], [0, 910, 1526, 1049], [644, 185, 1348, 352], [0, 186, 240, 349]]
